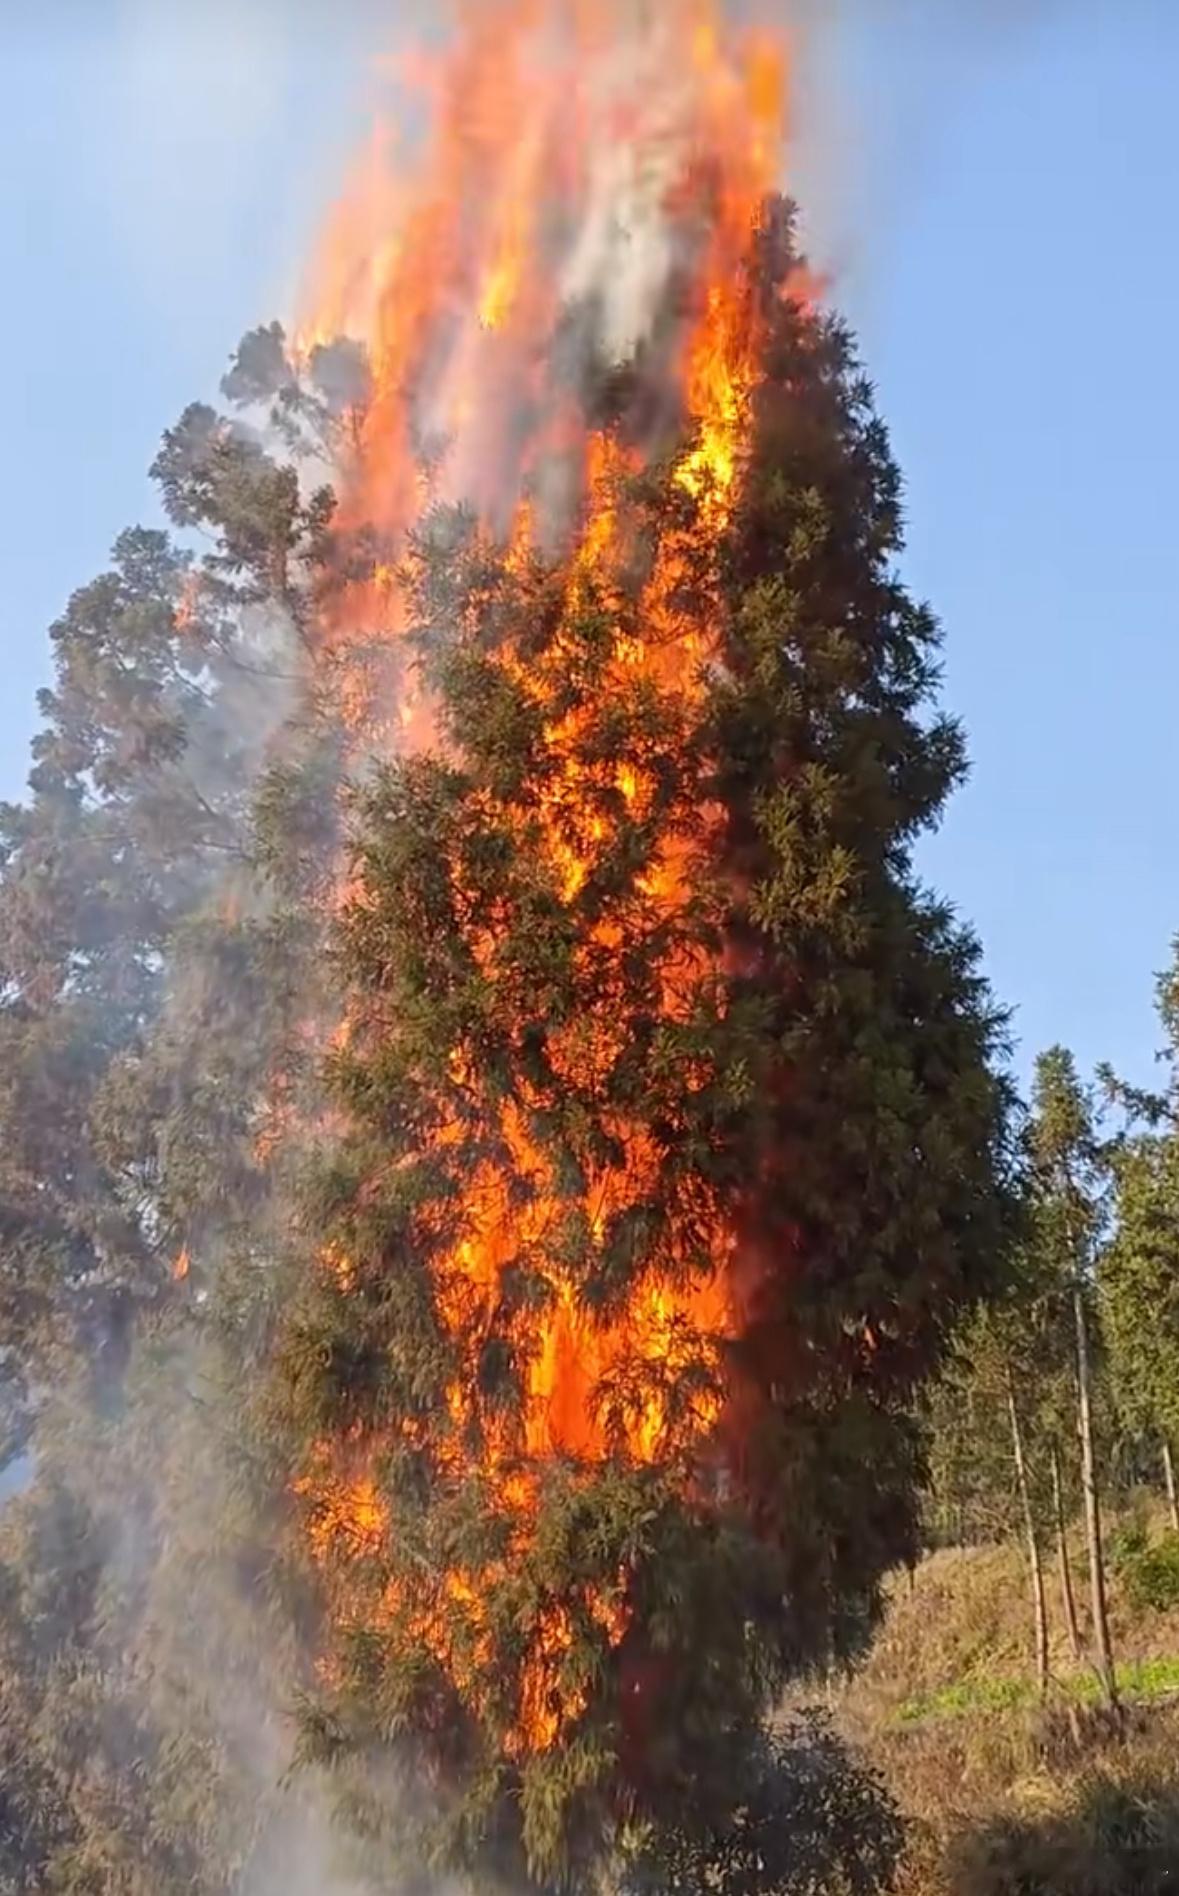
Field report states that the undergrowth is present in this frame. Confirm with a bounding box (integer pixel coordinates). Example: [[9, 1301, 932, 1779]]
[[838, 1506, 1179, 1893], [897, 1655, 1179, 1726]]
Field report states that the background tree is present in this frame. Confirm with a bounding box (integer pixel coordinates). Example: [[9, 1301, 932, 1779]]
[[1101, 941, 1179, 1534], [1028, 1046, 1117, 1706], [0, 327, 359, 1893], [922, 1216, 1085, 1692]]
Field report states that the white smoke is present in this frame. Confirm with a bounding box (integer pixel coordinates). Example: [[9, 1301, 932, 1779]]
[[561, 132, 685, 367], [558, 13, 708, 367]]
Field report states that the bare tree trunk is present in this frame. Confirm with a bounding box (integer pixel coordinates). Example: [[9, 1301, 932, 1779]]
[[1073, 1283, 1118, 1706], [1050, 1441, 1082, 1663], [1162, 1438, 1179, 1536], [1007, 1371, 1049, 1698]]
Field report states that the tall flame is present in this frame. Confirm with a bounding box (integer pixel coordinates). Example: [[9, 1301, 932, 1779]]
[[294, 0, 794, 1760]]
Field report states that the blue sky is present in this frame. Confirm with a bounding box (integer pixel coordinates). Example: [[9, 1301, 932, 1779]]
[[1, 2, 1175, 1092]]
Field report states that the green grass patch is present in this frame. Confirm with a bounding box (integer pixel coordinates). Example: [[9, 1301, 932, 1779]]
[[1114, 1655, 1179, 1697], [896, 1678, 1028, 1724], [896, 1656, 1179, 1726]]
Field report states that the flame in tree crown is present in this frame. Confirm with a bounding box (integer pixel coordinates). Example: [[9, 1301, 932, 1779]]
[[274, 0, 991, 1871]]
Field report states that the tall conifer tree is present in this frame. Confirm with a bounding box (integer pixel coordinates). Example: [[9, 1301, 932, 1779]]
[[281, 204, 1015, 1884]]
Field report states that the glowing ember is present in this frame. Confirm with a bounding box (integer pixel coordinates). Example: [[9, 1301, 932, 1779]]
[[292, 0, 794, 1760]]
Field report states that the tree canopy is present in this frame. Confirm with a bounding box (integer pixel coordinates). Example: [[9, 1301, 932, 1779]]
[[276, 205, 1015, 1886], [0, 212, 1018, 1895]]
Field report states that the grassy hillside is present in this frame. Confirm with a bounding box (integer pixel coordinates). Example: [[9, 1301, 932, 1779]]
[[836, 1511, 1179, 1893]]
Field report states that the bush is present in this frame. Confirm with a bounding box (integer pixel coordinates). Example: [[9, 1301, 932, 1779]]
[[952, 1772, 1179, 1895], [1120, 1532, 1179, 1613], [1105, 1514, 1149, 1574], [623, 1710, 905, 1896]]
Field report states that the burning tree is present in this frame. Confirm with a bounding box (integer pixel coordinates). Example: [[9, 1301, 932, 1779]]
[[0, 3, 1013, 1891], [271, 8, 1015, 1879]]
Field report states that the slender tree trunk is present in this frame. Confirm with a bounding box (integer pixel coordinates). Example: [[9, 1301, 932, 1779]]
[[1050, 1441, 1082, 1663], [1007, 1371, 1049, 1698], [1073, 1282, 1118, 1706], [1162, 1438, 1179, 1536]]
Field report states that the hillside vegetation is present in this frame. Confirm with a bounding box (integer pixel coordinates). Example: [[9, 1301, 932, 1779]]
[[839, 1508, 1179, 1894]]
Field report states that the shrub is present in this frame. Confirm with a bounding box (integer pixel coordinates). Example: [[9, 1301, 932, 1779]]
[[1105, 1514, 1149, 1574], [1120, 1533, 1179, 1613], [623, 1710, 906, 1896], [952, 1772, 1179, 1895]]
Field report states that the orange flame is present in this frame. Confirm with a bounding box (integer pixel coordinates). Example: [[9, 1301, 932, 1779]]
[[173, 571, 202, 637], [292, 0, 793, 1759]]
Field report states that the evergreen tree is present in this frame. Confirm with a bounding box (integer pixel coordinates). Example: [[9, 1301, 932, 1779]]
[[280, 203, 1015, 1885], [922, 1220, 1081, 1690], [1028, 1047, 1117, 1706], [0, 327, 353, 1892], [0, 525, 227, 1438], [1102, 941, 1179, 1529]]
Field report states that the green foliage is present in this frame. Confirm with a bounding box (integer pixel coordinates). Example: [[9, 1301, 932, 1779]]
[[0, 322, 351, 1892], [1118, 1535, 1179, 1615], [897, 1678, 1030, 1725], [1102, 1137, 1179, 1446], [1106, 1512, 1150, 1574], [0, 217, 1031, 1894], [622, 1712, 905, 1896], [1100, 941, 1179, 1478], [897, 1659, 1179, 1728], [924, 1044, 1126, 1560], [1026, 1048, 1109, 1307], [279, 200, 1015, 1884]]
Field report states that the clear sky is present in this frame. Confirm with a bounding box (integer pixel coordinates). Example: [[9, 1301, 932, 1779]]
[[1, 2, 1175, 1092]]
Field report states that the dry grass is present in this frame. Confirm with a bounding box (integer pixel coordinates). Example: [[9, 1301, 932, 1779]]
[[835, 1509, 1179, 1892]]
